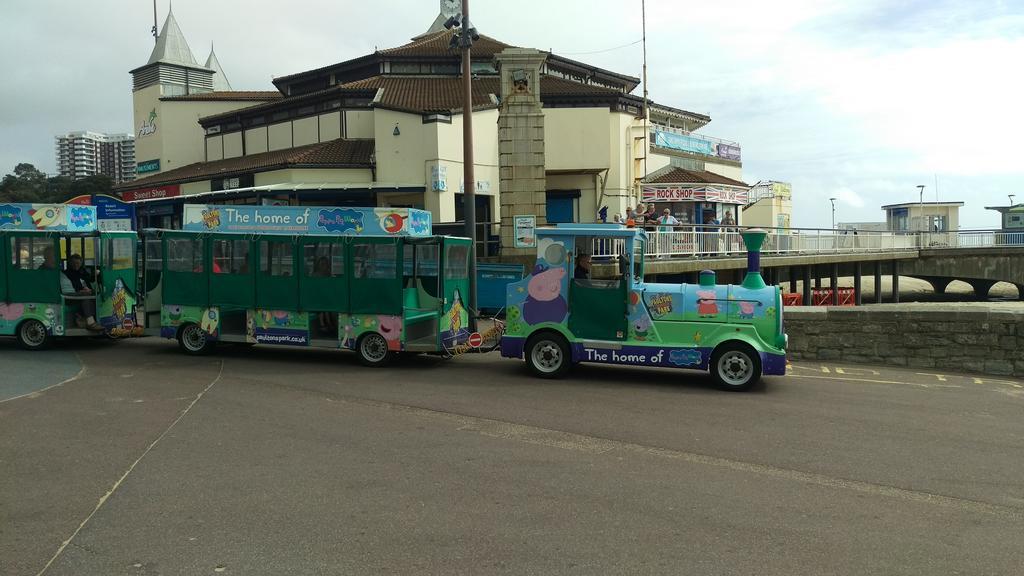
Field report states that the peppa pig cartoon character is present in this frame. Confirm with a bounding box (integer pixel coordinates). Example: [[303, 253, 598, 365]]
[[377, 315, 402, 350], [737, 301, 755, 319], [521, 265, 567, 325], [696, 290, 719, 317], [632, 316, 651, 341]]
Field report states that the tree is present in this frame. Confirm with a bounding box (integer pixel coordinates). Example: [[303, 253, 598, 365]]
[[0, 163, 48, 203], [0, 165, 113, 204]]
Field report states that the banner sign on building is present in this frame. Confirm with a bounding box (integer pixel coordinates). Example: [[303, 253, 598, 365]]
[[183, 204, 432, 236], [514, 215, 536, 248], [136, 159, 160, 174], [652, 130, 714, 156], [652, 129, 742, 161], [0, 203, 96, 232], [715, 143, 742, 161], [121, 184, 181, 202], [642, 186, 749, 205]]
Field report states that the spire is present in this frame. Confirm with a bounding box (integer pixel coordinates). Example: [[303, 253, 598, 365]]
[[147, 5, 198, 66], [205, 44, 233, 91]]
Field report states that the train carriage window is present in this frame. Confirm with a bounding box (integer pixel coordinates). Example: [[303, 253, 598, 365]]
[[213, 239, 250, 274], [444, 244, 469, 279], [11, 237, 52, 270], [145, 238, 163, 271], [303, 243, 344, 277], [261, 241, 295, 277], [354, 244, 396, 279], [106, 237, 134, 270], [167, 238, 203, 272]]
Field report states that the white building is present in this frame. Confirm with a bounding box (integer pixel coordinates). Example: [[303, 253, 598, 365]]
[[55, 131, 136, 184]]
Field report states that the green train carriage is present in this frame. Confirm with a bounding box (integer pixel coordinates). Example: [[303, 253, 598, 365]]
[[142, 204, 471, 364]]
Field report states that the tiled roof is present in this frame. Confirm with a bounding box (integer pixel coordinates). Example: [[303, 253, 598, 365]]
[[379, 30, 513, 59], [336, 75, 627, 114], [340, 76, 497, 114], [644, 167, 748, 187], [162, 91, 284, 102], [116, 139, 374, 190]]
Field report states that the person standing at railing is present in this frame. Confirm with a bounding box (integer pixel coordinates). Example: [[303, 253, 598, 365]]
[[722, 210, 737, 254], [656, 209, 679, 257]]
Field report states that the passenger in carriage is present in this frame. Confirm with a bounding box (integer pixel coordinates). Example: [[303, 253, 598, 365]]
[[61, 254, 101, 331]]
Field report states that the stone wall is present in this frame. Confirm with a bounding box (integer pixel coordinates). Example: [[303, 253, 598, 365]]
[[785, 304, 1024, 378]]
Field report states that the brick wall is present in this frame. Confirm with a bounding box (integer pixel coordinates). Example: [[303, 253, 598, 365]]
[[785, 304, 1024, 378]]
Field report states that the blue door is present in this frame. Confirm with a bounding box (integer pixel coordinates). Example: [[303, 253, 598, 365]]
[[546, 195, 574, 224]]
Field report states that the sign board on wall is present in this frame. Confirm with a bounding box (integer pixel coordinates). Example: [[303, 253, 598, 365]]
[[136, 159, 160, 174], [0, 203, 96, 232], [431, 165, 447, 192], [120, 184, 181, 202], [641, 186, 749, 205], [182, 204, 433, 236], [514, 215, 536, 248], [94, 194, 136, 231]]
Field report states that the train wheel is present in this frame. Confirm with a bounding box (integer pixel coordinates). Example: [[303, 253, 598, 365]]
[[357, 332, 393, 367], [710, 341, 761, 391], [525, 332, 571, 379], [17, 319, 51, 351], [178, 323, 215, 356]]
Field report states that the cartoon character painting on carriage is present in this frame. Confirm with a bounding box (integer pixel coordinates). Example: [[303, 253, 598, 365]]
[[501, 223, 787, 390]]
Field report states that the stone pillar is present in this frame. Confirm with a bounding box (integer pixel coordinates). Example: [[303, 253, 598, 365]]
[[874, 261, 883, 304], [802, 265, 812, 305], [789, 267, 797, 293], [892, 260, 900, 303], [496, 48, 548, 262], [969, 279, 996, 299], [830, 263, 839, 305], [854, 262, 862, 306]]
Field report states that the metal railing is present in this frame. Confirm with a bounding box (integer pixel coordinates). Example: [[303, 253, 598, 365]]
[[634, 226, 1023, 258]]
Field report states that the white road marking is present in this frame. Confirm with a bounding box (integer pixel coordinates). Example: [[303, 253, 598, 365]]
[[36, 360, 226, 576], [0, 354, 86, 404]]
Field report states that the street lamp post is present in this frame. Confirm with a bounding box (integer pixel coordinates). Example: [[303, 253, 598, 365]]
[[445, 0, 480, 331], [917, 184, 926, 231], [829, 197, 837, 230]]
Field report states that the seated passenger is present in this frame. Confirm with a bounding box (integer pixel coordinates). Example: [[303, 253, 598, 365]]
[[38, 246, 57, 270], [62, 254, 101, 331], [574, 254, 592, 280]]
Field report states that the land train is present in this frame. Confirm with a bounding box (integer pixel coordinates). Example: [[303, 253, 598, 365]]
[[0, 203, 787, 390]]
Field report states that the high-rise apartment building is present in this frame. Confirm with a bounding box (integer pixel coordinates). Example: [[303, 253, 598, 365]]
[[55, 131, 136, 184]]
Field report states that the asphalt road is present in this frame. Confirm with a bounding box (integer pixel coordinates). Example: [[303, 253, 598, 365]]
[[2, 338, 1023, 576]]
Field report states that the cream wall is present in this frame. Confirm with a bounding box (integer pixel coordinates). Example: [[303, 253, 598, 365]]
[[544, 108, 611, 172], [268, 123, 291, 151], [245, 127, 268, 155], [293, 116, 318, 147], [346, 110, 374, 138], [181, 180, 211, 196], [253, 168, 373, 186], [206, 135, 224, 161], [133, 96, 260, 174], [319, 112, 341, 141], [705, 161, 744, 183], [223, 132, 243, 159]]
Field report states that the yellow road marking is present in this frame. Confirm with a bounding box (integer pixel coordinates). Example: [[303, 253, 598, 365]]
[[788, 374, 961, 388]]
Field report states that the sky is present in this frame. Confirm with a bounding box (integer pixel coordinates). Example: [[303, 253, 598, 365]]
[[1, 0, 1021, 228]]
